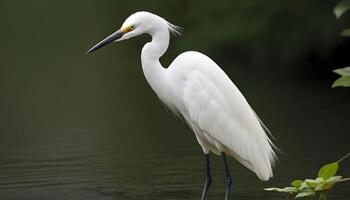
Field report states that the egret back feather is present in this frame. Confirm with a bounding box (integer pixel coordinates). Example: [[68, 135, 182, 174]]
[[166, 51, 277, 180]]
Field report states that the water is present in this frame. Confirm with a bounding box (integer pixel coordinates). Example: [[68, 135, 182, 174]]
[[1, 60, 349, 200], [0, 0, 349, 199]]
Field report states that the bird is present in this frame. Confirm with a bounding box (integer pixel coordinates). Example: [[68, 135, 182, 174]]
[[87, 11, 278, 200]]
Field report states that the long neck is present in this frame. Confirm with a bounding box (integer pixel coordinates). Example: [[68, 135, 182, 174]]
[[141, 28, 170, 98]]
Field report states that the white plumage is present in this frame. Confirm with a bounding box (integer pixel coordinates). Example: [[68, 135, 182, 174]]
[[88, 11, 278, 194], [167, 51, 276, 180]]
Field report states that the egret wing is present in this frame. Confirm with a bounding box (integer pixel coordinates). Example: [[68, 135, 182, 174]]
[[177, 52, 276, 180]]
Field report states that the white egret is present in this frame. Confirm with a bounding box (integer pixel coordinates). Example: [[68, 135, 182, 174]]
[[87, 11, 278, 200]]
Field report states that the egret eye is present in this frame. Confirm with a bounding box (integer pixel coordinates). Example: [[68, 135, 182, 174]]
[[130, 25, 135, 30]]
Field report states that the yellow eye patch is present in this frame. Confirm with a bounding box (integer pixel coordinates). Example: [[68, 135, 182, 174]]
[[121, 25, 135, 33]]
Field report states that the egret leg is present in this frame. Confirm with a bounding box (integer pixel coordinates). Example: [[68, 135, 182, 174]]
[[200, 153, 212, 200], [222, 152, 232, 200]]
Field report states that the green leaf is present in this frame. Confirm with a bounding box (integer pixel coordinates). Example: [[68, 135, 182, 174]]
[[333, 67, 350, 76], [282, 187, 298, 193], [264, 187, 284, 192], [295, 191, 315, 199], [264, 187, 297, 193], [304, 179, 321, 188], [315, 182, 327, 191], [326, 176, 343, 184], [316, 176, 343, 190], [299, 182, 310, 190], [291, 180, 303, 188], [304, 178, 325, 187], [334, 0, 350, 18], [332, 76, 350, 87], [340, 28, 350, 37], [315, 177, 326, 184], [318, 162, 339, 179], [304, 179, 316, 187]]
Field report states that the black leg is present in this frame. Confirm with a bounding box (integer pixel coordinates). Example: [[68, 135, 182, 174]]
[[200, 153, 212, 200], [222, 152, 232, 200]]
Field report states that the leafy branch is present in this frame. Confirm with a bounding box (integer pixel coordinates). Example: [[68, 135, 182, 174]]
[[332, 0, 350, 87], [264, 153, 350, 199]]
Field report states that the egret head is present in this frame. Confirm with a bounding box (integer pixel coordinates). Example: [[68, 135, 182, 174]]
[[87, 11, 181, 54]]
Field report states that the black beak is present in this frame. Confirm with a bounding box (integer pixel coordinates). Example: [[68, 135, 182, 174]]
[[86, 30, 124, 54]]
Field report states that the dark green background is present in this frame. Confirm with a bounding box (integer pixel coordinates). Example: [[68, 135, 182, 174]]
[[0, 0, 349, 199]]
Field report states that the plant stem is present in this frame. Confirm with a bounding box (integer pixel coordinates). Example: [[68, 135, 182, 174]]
[[338, 177, 350, 182], [337, 152, 350, 163], [318, 191, 323, 200], [318, 191, 328, 200], [323, 192, 328, 200]]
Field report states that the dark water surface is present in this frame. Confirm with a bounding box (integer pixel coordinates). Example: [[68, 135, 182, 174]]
[[1, 1, 349, 199]]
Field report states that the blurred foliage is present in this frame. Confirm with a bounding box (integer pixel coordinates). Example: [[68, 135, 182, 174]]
[[332, 67, 350, 87], [334, 0, 350, 19], [264, 153, 350, 199], [333, 0, 350, 87], [107, 0, 343, 66]]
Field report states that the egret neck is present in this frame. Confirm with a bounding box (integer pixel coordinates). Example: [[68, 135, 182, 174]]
[[141, 27, 170, 99]]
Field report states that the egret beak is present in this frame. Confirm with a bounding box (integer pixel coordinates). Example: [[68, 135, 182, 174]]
[[87, 30, 124, 54]]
